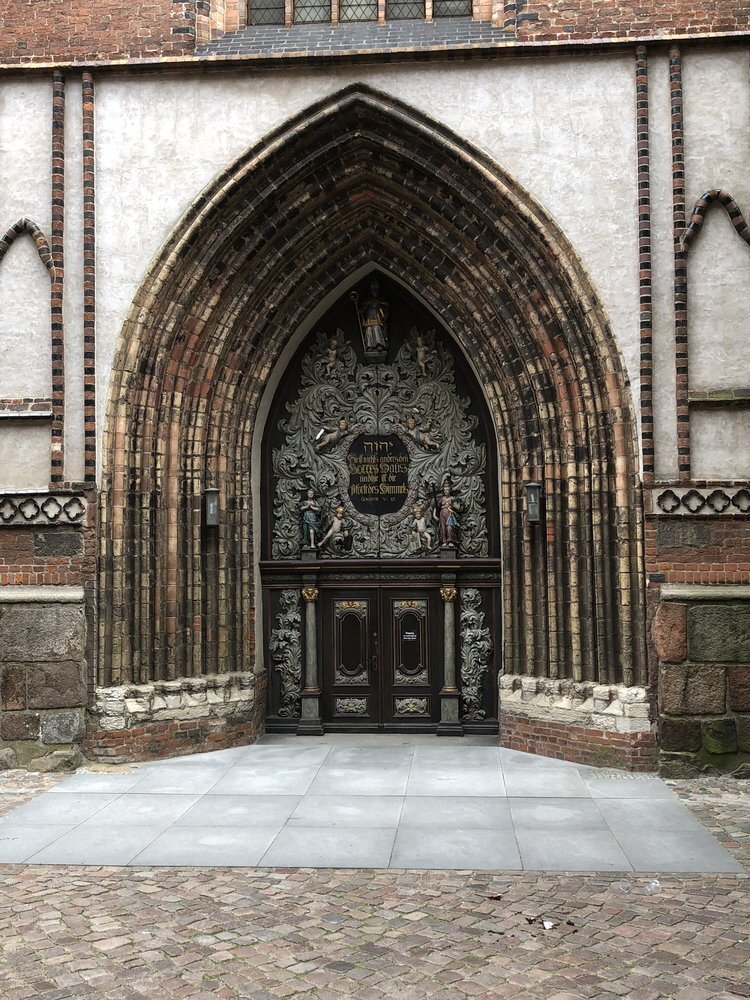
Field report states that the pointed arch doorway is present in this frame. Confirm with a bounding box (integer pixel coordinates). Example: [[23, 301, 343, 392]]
[[96, 84, 645, 762], [260, 271, 501, 734]]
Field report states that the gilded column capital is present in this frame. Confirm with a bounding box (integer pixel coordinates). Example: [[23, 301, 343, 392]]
[[440, 586, 457, 603], [301, 586, 319, 603]]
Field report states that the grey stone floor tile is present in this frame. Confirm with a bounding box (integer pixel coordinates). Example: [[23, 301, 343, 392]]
[[28, 824, 165, 865], [390, 826, 522, 870], [502, 768, 589, 798], [287, 795, 403, 828], [400, 796, 513, 829], [236, 745, 332, 765], [0, 825, 75, 863], [260, 826, 396, 868], [148, 747, 248, 767], [308, 765, 410, 796], [614, 828, 745, 873], [584, 774, 677, 799], [509, 797, 609, 830], [131, 825, 283, 867], [53, 770, 151, 794], [326, 746, 415, 767], [126, 765, 227, 795], [516, 829, 633, 872], [0, 792, 119, 826], [79, 793, 201, 828], [596, 797, 705, 832], [176, 794, 301, 827], [499, 749, 585, 769], [209, 766, 320, 796], [406, 766, 505, 797], [411, 746, 500, 765]]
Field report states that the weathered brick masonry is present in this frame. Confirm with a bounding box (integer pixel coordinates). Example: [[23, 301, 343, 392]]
[[0, 0, 197, 64], [517, 1, 750, 41]]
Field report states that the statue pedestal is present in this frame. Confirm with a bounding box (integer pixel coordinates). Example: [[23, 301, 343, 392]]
[[297, 691, 323, 735], [437, 690, 463, 737], [363, 349, 387, 365], [301, 546, 317, 562]]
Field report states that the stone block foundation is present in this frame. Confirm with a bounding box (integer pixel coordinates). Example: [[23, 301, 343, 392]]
[[499, 675, 657, 771], [85, 673, 265, 763]]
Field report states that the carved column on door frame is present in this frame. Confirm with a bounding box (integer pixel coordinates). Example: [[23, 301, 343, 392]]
[[437, 579, 463, 736], [298, 580, 324, 734]]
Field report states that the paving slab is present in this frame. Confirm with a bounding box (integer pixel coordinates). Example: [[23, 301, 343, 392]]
[[0, 737, 743, 873]]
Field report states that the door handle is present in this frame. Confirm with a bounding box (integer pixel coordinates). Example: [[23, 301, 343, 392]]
[[371, 655, 378, 673]]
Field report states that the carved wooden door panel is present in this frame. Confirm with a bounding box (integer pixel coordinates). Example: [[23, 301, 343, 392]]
[[322, 588, 441, 728]]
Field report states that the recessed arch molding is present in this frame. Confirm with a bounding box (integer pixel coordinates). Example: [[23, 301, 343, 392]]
[[99, 84, 645, 702]]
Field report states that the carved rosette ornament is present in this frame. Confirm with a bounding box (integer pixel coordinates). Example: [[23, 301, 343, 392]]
[[271, 327, 488, 560], [301, 587, 319, 603], [269, 590, 302, 718], [459, 589, 493, 721], [440, 586, 458, 602]]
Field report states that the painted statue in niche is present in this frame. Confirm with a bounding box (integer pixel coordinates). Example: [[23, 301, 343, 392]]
[[271, 323, 488, 560], [434, 481, 461, 547], [299, 489, 322, 549], [350, 279, 389, 353]]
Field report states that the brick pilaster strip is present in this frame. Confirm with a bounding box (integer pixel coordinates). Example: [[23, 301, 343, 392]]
[[670, 46, 690, 481], [82, 73, 97, 483], [50, 71, 65, 484], [636, 46, 653, 484]]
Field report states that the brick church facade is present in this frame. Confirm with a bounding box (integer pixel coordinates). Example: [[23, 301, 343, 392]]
[[0, 1, 749, 775]]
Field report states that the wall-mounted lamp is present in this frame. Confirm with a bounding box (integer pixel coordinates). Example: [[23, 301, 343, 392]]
[[524, 481, 542, 524], [204, 488, 220, 527]]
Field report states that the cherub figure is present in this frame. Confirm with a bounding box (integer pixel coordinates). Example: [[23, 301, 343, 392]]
[[324, 331, 341, 377], [410, 505, 434, 553], [319, 505, 349, 551], [398, 414, 440, 452], [314, 417, 351, 453], [414, 332, 429, 377]]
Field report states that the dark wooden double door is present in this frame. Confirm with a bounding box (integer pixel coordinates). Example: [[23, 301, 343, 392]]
[[321, 588, 443, 730]]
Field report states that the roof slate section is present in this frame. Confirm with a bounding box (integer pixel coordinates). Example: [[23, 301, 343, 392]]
[[197, 17, 514, 59]]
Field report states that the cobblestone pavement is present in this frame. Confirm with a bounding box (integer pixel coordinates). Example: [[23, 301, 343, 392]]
[[0, 771, 747, 1000]]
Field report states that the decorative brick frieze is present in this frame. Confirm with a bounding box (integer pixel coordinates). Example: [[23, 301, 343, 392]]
[[50, 71, 65, 485], [670, 47, 690, 482], [0, 493, 87, 527], [653, 486, 750, 516]]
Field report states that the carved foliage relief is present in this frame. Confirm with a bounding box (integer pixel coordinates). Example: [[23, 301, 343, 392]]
[[269, 589, 302, 718], [271, 322, 488, 560], [460, 589, 493, 721]]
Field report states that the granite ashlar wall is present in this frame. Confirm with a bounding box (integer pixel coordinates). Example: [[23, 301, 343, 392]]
[[0, 590, 87, 771], [654, 591, 750, 776]]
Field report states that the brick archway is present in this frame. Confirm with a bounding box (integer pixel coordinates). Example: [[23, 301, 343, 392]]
[[98, 84, 645, 722]]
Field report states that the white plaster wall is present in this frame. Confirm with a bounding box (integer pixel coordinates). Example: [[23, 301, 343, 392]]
[[95, 56, 640, 478], [650, 54, 679, 482], [0, 79, 52, 401], [692, 409, 750, 480], [684, 49, 750, 393], [0, 424, 51, 489]]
